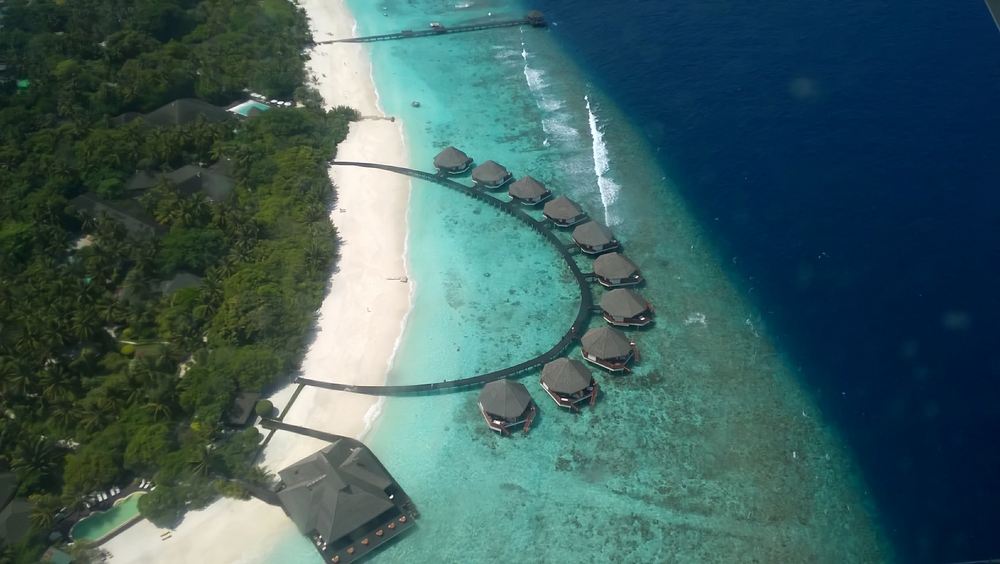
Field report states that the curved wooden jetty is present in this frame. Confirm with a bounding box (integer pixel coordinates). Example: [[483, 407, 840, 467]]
[[296, 160, 592, 396], [315, 12, 546, 44]]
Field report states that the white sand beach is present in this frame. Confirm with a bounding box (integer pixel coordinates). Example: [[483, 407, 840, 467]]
[[102, 1, 412, 561]]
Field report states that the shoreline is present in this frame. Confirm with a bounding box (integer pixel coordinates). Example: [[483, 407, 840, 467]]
[[101, 0, 413, 560]]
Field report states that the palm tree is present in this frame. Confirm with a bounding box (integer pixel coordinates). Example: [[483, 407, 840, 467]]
[[28, 494, 62, 529], [11, 437, 61, 486], [71, 307, 102, 342], [189, 445, 220, 477]]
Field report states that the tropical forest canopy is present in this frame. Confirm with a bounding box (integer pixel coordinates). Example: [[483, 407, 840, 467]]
[[0, 0, 355, 560]]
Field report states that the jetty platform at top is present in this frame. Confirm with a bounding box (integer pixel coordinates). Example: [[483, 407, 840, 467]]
[[315, 10, 547, 44]]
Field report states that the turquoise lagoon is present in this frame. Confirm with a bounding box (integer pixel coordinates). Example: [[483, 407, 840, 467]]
[[267, 1, 892, 562]]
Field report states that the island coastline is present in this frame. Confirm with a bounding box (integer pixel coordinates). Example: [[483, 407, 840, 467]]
[[100, 0, 412, 561]]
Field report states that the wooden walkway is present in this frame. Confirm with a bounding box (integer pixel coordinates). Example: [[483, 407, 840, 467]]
[[296, 161, 593, 396], [315, 18, 532, 44]]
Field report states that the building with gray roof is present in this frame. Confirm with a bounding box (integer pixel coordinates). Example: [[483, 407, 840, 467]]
[[69, 192, 165, 239], [580, 326, 636, 372], [542, 195, 588, 227], [477, 379, 536, 435], [471, 160, 513, 188], [508, 175, 552, 205], [600, 288, 654, 327], [432, 146, 473, 174], [0, 473, 30, 545], [592, 252, 642, 287], [540, 358, 598, 410], [277, 437, 417, 564], [572, 221, 620, 254], [126, 165, 235, 202]]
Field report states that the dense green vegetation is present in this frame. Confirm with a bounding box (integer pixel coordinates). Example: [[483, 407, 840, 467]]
[[0, 0, 356, 559]]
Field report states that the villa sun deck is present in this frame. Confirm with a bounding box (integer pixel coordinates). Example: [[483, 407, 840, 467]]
[[603, 311, 654, 327], [581, 347, 637, 372], [479, 402, 537, 436], [320, 512, 415, 564], [540, 378, 599, 411]]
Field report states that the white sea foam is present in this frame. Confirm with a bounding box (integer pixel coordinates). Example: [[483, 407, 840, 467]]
[[454, 2, 471, 8], [586, 95, 621, 226], [542, 116, 579, 141]]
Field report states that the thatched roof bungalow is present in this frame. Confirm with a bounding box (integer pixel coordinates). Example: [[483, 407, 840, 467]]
[[525, 10, 547, 26], [572, 221, 620, 254], [540, 358, 598, 411], [592, 252, 642, 287], [433, 146, 473, 174], [276, 437, 417, 564], [477, 379, 536, 435], [580, 326, 636, 372], [508, 175, 552, 205], [471, 160, 513, 188], [542, 196, 588, 227], [600, 289, 654, 328]]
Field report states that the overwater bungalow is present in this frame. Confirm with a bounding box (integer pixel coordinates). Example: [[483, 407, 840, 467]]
[[580, 326, 637, 372], [542, 196, 588, 227], [601, 288, 654, 328], [471, 160, 513, 188], [572, 221, 620, 254], [432, 146, 473, 174], [592, 252, 643, 287], [477, 379, 537, 435], [508, 175, 552, 205], [540, 358, 598, 411], [525, 10, 547, 26], [276, 437, 418, 564]]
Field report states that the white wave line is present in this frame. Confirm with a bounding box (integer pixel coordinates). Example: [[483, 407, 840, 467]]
[[585, 95, 620, 226]]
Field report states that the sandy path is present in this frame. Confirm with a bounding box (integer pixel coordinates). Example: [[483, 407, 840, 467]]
[[102, 1, 412, 561]]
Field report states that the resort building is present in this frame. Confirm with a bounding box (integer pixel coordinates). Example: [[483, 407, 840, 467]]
[[525, 10, 547, 26], [592, 252, 643, 287], [111, 98, 231, 128], [224, 391, 261, 427], [0, 473, 31, 546], [471, 160, 513, 188], [600, 288, 655, 327], [572, 221, 620, 254], [508, 175, 552, 205], [432, 146, 474, 174], [540, 358, 598, 411], [477, 379, 537, 435], [580, 326, 637, 372], [276, 437, 418, 564], [125, 165, 235, 202], [69, 192, 165, 239], [157, 272, 202, 296], [542, 195, 588, 227]]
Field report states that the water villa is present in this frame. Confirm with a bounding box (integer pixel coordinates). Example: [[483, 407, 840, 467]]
[[592, 252, 643, 287], [471, 160, 513, 188], [601, 288, 654, 327], [433, 146, 473, 174], [572, 221, 620, 254], [540, 358, 598, 411], [276, 437, 418, 564], [508, 175, 552, 205], [580, 326, 637, 372], [542, 196, 588, 227], [478, 379, 536, 435]]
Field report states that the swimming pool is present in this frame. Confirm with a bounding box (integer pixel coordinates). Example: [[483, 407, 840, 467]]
[[70, 492, 145, 543], [228, 100, 271, 116]]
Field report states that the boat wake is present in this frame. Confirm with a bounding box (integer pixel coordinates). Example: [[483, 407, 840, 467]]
[[585, 95, 620, 226]]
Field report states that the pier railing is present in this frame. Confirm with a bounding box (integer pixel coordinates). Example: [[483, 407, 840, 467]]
[[315, 17, 541, 44], [295, 161, 593, 396]]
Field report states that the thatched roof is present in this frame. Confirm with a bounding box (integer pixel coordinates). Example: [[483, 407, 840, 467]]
[[224, 391, 261, 426], [543, 196, 584, 220], [601, 289, 649, 318], [0, 474, 18, 512], [593, 253, 640, 279], [508, 175, 548, 199], [478, 379, 532, 419], [526, 10, 545, 19], [541, 358, 592, 394], [472, 160, 510, 184], [0, 500, 31, 544], [69, 193, 165, 239], [581, 326, 632, 359], [433, 146, 472, 169], [572, 221, 616, 247], [277, 438, 398, 544], [142, 98, 231, 127]]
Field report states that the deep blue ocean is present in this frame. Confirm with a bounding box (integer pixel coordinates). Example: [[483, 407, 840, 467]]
[[531, 1, 1000, 562]]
